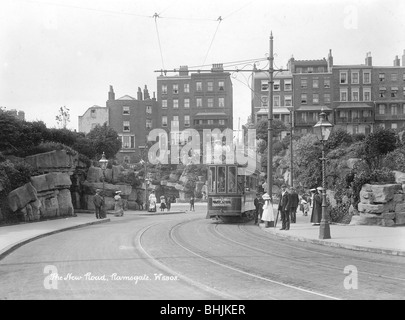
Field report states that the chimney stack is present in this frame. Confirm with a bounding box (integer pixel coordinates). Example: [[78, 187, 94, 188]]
[[394, 55, 400, 67], [365, 52, 372, 66], [327, 49, 333, 72], [144, 85, 150, 100], [108, 85, 115, 101], [137, 87, 143, 100], [402, 49, 405, 67], [179, 65, 189, 76]]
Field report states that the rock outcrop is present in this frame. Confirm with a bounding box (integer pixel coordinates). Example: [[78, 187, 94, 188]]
[[350, 183, 405, 227]]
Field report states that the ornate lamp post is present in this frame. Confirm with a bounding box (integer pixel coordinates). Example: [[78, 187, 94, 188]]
[[99, 152, 108, 208], [140, 158, 148, 211], [313, 111, 333, 239]]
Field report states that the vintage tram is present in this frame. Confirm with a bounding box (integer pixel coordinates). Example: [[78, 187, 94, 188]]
[[206, 154, 262, 223]]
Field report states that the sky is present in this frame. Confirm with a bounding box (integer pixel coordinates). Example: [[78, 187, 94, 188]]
[[1, 0, 405, 131]]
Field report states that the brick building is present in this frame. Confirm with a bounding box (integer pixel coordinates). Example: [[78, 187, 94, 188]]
[[106, 84, 158, 164], [156, 64, 233, 146]]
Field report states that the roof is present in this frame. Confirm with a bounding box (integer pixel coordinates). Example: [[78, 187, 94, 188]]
[[335, 103, 373, 109], [117, 95, 136, 100], [296, 106, 332, 111], [194, 112, 228, 118]]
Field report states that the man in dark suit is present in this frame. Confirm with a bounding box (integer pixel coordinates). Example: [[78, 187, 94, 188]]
[[289, 187, 299, 223], [278, 184, 291, 230]]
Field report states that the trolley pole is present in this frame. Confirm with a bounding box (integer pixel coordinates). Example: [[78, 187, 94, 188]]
[[267, 32, 274, 201]]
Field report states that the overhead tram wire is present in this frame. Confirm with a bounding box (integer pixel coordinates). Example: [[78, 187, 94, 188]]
[[202, 16, 223, 67], [153, 13, 165, 71]]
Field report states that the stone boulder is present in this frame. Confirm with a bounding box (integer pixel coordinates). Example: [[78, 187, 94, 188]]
[[25, 150, 78, 172], [393, 170, 405, 184], [361, 184, 402, 203], [86, 166, 104, 183], [31, 172, 72, 192], [82, 181, 132, 197], [8, 183, 38, 212]]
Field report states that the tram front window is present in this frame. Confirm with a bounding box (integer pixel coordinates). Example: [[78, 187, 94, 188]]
[[228, 166, 237, 193], [217, 166, 226, 193], [208, 166, 216, 193]]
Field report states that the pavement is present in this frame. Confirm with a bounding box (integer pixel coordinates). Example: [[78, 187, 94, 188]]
[[0, 203, 404, 261], [260, 210, 405, 257]]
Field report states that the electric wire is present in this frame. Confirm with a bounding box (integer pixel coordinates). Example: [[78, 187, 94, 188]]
[[154, 13, 165, 71], [202, 18, 222, 67]]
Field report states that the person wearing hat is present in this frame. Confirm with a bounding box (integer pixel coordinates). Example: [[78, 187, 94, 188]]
[[254, 192, 264, 225], [310, 188, 322, 225], [261, 193, 274, 227], [114, 191, 124, 217], [289, 187, 299, 223], [278, 184, 291, 230], [93, 189, 104, 219]]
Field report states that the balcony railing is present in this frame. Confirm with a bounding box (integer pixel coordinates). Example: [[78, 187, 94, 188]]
[[335, 117, 374, 124]]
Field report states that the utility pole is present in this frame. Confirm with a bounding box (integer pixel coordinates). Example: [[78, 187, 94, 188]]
[[267, 32, 274, 201], [290, 109, 294, 187]]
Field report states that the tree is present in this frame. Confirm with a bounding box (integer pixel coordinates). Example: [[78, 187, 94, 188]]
[[86, 123, 121, 160], [325, 128, 352, 150], [56, 106, 70, 129], [364, 128, 398, 169], [254, 118, 287, 144]]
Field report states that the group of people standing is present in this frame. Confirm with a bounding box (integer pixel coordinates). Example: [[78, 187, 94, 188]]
[[93, 189, 124, 219], [254, 185, 323, 230], [148, 191, 174, 212]]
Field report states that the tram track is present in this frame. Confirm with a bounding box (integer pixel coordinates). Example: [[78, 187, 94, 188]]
[[236, 223, 405, 282], [168, 219, 341, 300]]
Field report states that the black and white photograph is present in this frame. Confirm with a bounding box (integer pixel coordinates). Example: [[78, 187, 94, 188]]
[[1, 0, 405, 305]]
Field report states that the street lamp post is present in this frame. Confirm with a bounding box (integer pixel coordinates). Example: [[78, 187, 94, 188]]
[[140, 159, 148, 211], [313, 111, 333, 239], [99, 152, 108, 214]]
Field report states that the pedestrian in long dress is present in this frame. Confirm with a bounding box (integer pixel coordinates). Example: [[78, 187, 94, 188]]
[[261, 193, 274, 228], [114, 191, 124, 217], [310, 188, 322, 225]]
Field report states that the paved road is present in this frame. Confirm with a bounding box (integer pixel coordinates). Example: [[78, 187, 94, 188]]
[[0, 204, 404, 300]]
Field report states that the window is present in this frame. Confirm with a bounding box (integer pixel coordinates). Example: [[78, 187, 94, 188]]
[[353, 125, 359, 134], [351, 71, 359, 84], [162, 116, 168, 127], [207, 81, 213, 91], [339, 111, 348, 119], [173, 84, 179, 94], [391, 87, 398, 98], [173, 99, 179, 108], [324, 78, 330, 88], [121, 135, 135, 149], [363, 110, 371, 118], [301, 79, 307, 89], [363, 71, 371, 84], [378, 104, 385, 115], [162, 100, 167, 109], [324, 93, 331, 103], [172, 116, 179, 128], [218, 98, 225, 107], [184, 98, 190, 108], [351, 88, 359, 101], [208, 167, 216, 193], [228, 166, 237, 193], [162, 84, 167, 94], [184, 115, 190, 127], [284, 79, 292, 91], [196, 98, 202, 107], [217, 166, 226, 193], [284, 95, 292, 106], [296, 67, 302, 73], [392, 123, 398, 129], [146, 119, 152, 129], [123, 121, 130, 132], [146, 106, 152, 114], [219, 81, 225, 91], [380, 91, 386, 98], [313, 94, 319, 104], [391, 104, 398, 115], [301, 113, 307, 122], [274, 80, 280, 91], [403, 104, 405, 114], [363, 88, 371, 101], [379, 73, 385, 82], [340, 89, 348, 101], [219, 119, 225, 125], [207, 98, 214, 108], [123, 106, 130, 115], [318, 67, 325, 73], [307, 67, 314, 73], [261, 95, 268, 108], [261, 80, 269, 91], [184, 83, 190, 93], [207, 120, 214, 125], [196, 82, 202, 91], [313, 79, 319, 88], [273, 96, 280, 107], [301, 94, 307, 104], [340, 71, 348, 84], [391, 74, 398, 81]]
